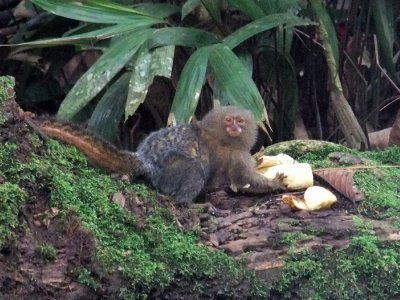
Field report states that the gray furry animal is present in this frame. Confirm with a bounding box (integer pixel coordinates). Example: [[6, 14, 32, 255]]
[[40, 106, 285, 203]]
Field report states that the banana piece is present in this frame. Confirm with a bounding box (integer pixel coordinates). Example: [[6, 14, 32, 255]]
[[256, 153, 296, 169], [304, 186, 337, 210], [258, 162, 314, 190], [282, 186, 337, 211]]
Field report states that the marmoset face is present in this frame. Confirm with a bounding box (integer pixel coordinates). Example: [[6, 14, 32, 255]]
[[224, 115, 246, 137]]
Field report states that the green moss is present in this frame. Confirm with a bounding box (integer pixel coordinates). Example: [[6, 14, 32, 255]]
[[35, 243, 57, 263], [280, 232, 310, 248], [0, 136, 265, 297], [303, 225, 324, 236], [76, 267, 102, 290], [358, 146, 400, 165], [0, 76, 15, 125], [266, 141, 350, 168], [355, 169, 399, 215], [0, 76, 15, 103], [352, 149, 400, 218], [272, 229, 400, 299], [0, 182, 26, 247], [392, 218, 400, 229]]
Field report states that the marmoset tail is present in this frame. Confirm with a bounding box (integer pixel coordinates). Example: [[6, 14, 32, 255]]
[[39, 106, 286, 204], [40, 120, 145, 176]]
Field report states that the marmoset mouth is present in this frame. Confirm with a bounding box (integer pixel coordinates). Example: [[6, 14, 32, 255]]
[[226, 127, 242, 137]]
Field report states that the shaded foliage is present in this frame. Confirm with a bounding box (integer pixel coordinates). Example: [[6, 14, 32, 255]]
[[0, 0, 399, 148]]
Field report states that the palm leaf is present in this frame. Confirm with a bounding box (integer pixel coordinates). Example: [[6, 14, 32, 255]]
[[226, 0, 265, 20], [371, 0, 399, 84], [169, 47, 210, 125], [213, 51, 253, 104], [87, 72, 130, 143], [277, 56, 298, 140], [208, 44, 264, 120], [6, 24, 150, 50], [255, 0, 303, 15], [182, 0, 201, 19], [57, 29, 154, 120], [32, 0, 164, 24], [125, 45, 175, 119], [223, 14, 315, 49], [132, 3, 180, 19], [150, 27, 221, 48], [201, 0, 223, 22]]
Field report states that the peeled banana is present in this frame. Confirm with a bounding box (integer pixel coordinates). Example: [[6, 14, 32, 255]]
[[282, 186, 337, 211], [256, 154, 313, 190]]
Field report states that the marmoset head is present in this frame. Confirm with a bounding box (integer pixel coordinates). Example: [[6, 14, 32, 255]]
[[200, 105, 258, 150]]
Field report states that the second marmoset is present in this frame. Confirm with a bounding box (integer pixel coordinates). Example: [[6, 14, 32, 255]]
[[39, 105, 286, 204]]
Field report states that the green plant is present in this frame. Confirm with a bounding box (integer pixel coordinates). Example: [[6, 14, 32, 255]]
[[0, 182, 26, 248], [273, 230, 400, 299], [0, 76, 15, 125], [0, 76, 14, 103], [7, 0, 314, 141], [76, 267, 102, 290], [35, 243, 57, 263], [3, 1, 399, 147], [281, 231, 310, 248]]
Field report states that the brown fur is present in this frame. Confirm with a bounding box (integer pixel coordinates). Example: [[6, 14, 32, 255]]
[[40, 120, 144, 175]]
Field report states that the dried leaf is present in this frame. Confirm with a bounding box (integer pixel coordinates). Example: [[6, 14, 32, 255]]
[[209, 233, 220, 247], [389, 109, 400, 146], [294, 114, 309, 139], [14, 0, 38, 19], [314, 169, 364, 202], [112, 192, 126, 208], [50, 207, 60, 217], [56, 50, 101, 88], [368, 127, 391, 149]]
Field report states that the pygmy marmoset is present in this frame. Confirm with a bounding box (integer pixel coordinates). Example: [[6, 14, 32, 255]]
[[39, 105, 286, 203]]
